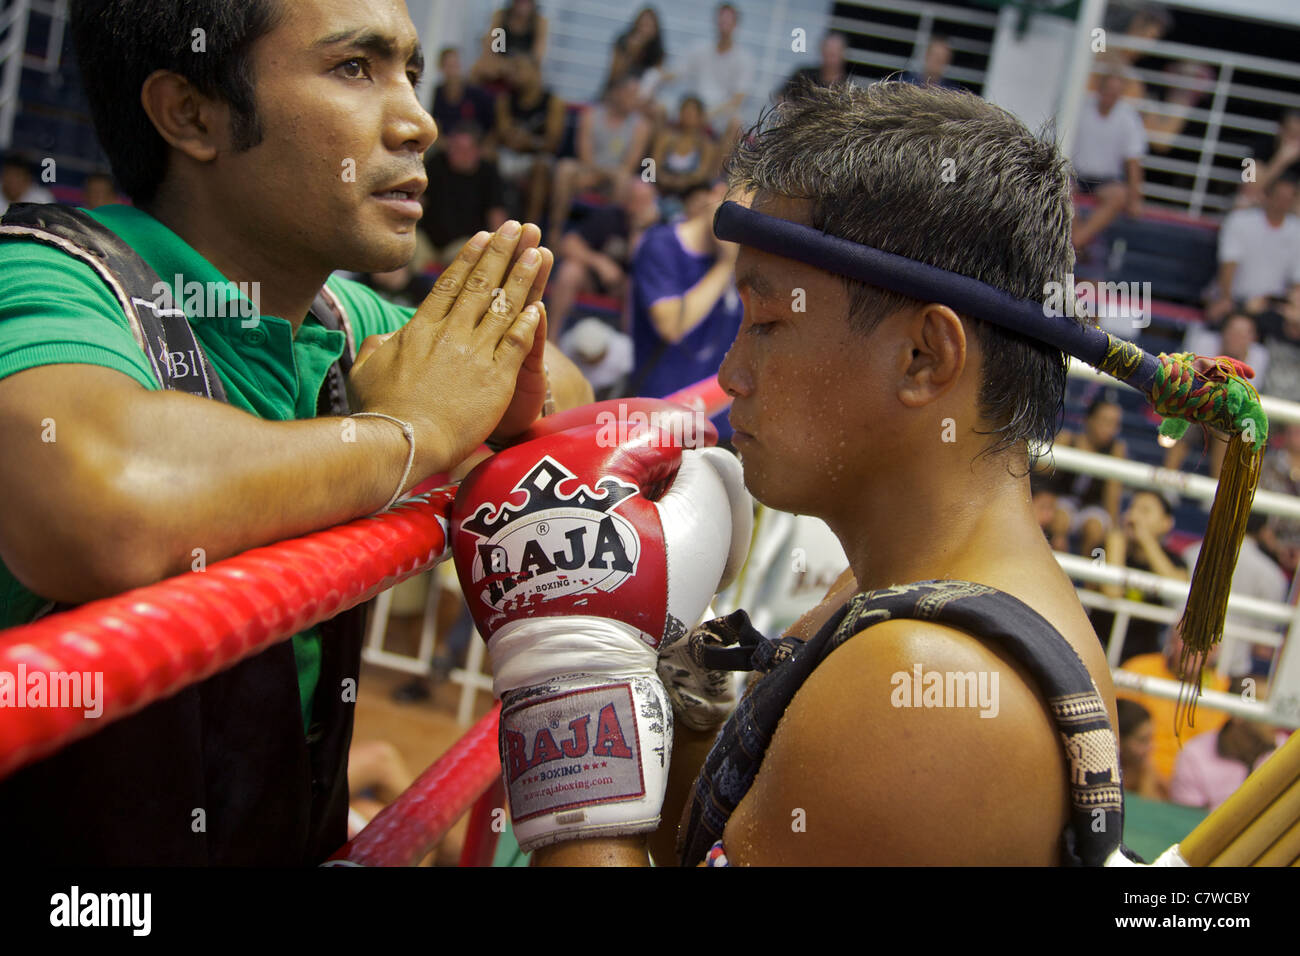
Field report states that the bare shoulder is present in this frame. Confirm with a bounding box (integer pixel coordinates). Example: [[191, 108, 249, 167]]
[[723, 616, 1070, 865]]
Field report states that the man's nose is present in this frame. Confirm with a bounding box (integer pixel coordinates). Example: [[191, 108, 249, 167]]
[[717, 338, 751, 399], [389, 88, 438, 155]]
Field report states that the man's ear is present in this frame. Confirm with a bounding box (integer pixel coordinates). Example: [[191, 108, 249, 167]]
[[897, 303, 967, 409], [139, 69, 227, 164]]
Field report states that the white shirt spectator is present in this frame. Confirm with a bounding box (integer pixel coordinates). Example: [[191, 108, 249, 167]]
[[679, 42, 755, 126], [559, 317, 634, 392], [0, 182, 54, 217], [1217, 206, 1300, 302], [1072, 95, 1147, 182], [1182, 535, 1289, 678]]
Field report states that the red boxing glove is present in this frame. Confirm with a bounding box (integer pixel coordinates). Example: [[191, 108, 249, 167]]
[[450, 416, 750, 851]]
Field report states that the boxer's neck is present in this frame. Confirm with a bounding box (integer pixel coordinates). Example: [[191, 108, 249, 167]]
[[830, 447, 1046, 595]]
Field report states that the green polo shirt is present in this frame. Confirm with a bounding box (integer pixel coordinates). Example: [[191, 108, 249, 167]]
[[0, 204, 418, 731]]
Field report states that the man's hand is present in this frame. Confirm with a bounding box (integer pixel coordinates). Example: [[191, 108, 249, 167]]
[[1204, 296, 1234, 324], [590, 253, 625, 289], [347, 222, 553, 475]]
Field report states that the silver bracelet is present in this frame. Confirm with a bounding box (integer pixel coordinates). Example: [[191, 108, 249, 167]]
[[350, 413, 416, 514]]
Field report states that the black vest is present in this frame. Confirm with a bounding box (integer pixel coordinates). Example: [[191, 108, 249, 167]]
[[679, 580, 1137, 866], [0, 204, 366, 865]]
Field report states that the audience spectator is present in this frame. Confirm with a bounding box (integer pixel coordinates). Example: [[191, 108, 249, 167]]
[[1117, 620, 1231, 786], [899, 35, 960, 90], [548, 75, 652, 243], [472, 0, 549, 85], [495, 54, 566, 223], [559, 317, 635, 400], [607, 7, 667, 102], [1093, 489, 1189, 661], [420, 121, 508, 264], [1031, 474, 1062, 548], [0, 152, 54, 216], [347, 739, 415, 840], [80, 172, 119, 209], [650, 95, 718, 215], [1167, 311, 1268, 477], [1169, 713, 1282, 812], [1205, 176, 1300, 324], [1117, 698, 1169, 799], [1257, 422, 1300, 576], [627, 180, 742, 433], [1087, 6, 1210, 155], [1256, 293, 1300, 403], [780, 31, 854, 100], [547, 177, 660, 339], [1042, 393, 1128, 559], [1182, 512, 1288, 681], [1238, 108, 1300, 207], [677, 3, 755, 143], [430, 48, 497, 152], [1070, 71, 1147, 251]]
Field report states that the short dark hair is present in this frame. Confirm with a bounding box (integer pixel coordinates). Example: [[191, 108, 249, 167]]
[[726, 82, 1077, 462], [1132, 488, 1175, 518], [69, 0, 285, 204], [1115, 698, 1151, 739], [1, 150, 41, 174], [1086, 390, 1121, 417]]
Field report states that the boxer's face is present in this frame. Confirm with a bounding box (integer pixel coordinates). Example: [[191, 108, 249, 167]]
[[209, 0, 436, 274], [720, 197, 895, 516]]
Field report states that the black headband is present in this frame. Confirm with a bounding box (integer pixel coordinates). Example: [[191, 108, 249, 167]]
[[712, 200, 1159, 392]]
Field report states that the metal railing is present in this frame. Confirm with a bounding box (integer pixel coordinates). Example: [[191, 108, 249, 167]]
[[1046, 363, 1300, 727], [830, 0, 998, 92], [0, 0, 31, 149], [1074, 30, 1300, 218]]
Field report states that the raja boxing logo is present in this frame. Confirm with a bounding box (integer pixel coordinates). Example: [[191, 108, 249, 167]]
[[461, 456, 642, 614], [503, 683, 646, 820]]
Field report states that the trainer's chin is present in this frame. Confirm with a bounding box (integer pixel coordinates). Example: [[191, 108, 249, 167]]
[[348, 227, 418, 274]]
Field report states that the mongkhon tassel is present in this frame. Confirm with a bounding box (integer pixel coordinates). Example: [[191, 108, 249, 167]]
[[1149, 354, 1267, 735]]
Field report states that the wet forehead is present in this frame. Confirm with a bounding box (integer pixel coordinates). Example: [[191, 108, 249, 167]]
[[731, 195, 849, 306]]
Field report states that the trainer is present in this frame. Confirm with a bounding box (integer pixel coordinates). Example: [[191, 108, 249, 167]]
[[0, 0, 587, 865]]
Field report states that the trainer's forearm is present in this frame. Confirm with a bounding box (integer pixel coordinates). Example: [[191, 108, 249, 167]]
[[109, 393, 438, 589]]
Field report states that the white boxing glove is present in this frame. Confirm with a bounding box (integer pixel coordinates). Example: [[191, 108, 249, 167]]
[[451, 418, 752, 852]]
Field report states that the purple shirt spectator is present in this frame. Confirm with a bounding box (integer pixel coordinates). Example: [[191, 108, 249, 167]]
[[628, 222, 743, 432]]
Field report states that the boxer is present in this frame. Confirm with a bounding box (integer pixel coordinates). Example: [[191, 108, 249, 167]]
[[456, 82, 1158, 866]]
